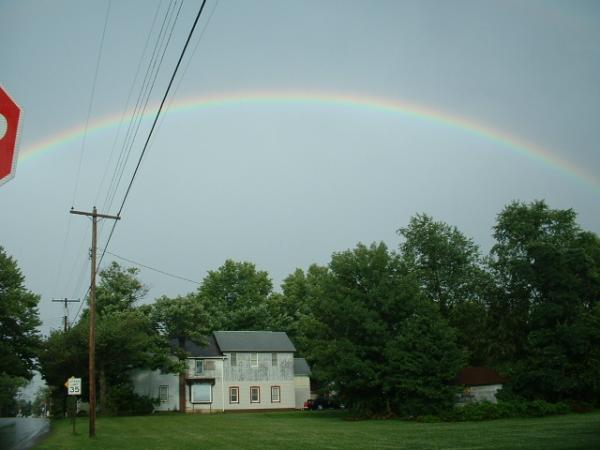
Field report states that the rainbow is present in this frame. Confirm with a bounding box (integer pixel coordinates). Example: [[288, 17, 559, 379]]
[[18, 90, 600, 192]]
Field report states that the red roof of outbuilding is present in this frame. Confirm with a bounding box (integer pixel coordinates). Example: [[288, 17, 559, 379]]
[[455, 367, 506, 386]]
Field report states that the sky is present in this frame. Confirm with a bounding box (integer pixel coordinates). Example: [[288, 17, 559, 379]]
[[1, 0, 599, 343]]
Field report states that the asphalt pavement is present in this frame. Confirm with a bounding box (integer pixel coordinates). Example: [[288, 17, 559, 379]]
[[0, 418, 50, 450]]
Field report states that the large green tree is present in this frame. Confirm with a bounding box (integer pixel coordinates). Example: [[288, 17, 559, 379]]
[[267, 265, 328, 356], [307, 242, 464, 416], [398, 214, 492, 364], [0, 246, 41, 416], [489, 200, 600, 403], [151, 293, 212, 356], [198, 260, 273, 331]]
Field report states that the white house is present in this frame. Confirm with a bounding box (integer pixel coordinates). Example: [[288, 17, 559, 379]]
[[133, 331, 311, 413]]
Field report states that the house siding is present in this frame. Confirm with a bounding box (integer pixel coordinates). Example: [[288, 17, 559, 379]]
[[294, 375, 310, 409], [131, 369, 179, 412]]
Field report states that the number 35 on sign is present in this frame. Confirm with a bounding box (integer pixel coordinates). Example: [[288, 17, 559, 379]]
[[65, 377, 82, 396]]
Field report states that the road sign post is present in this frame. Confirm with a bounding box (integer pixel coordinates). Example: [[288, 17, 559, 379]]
[[65, 377, 82, 435], [0, 86, 21, 186]]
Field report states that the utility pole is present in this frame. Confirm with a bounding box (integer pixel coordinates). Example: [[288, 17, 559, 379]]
[[51, 298, 80, 332], [70, 206, 120, 438]]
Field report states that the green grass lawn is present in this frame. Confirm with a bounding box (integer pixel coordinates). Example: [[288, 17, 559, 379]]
[[36, 411, 600, 450]]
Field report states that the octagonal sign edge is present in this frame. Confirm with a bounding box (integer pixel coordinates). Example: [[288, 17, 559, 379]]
[[0, 85, 22, 187]]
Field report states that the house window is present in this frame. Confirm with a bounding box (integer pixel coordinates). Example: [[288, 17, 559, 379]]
[[204, 360, 215, 370], [272, 352, 277, 366], [271, 386, 281, 403], [229, 386, 239, 404], [195, 360, 203, 376], [250, 353, 258, 368], [230, 352, 237, 366], [159, 385, 168, 403], [191, 383, 211, 403], [250, 386, 260, 403]]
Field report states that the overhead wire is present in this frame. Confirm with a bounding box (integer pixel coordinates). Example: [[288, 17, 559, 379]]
[[53, 2, 111, 307], [71, 0, 212, 326], [71, 0, 112, 207], [105, 251, 201, 284], [94, 0, 164, 207], [98, 0, 209, 269], [70, 1, 181, 327], [100, 0, 180, 217], [152, 0, 219, 137]]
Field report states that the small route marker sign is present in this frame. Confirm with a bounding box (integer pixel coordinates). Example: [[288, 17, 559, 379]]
[[66, 377, 82, 396]]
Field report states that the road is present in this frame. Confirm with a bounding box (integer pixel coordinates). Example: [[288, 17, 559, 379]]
[[0, 418, 49, 450]]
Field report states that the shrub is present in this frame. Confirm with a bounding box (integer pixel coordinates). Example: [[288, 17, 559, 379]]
[[424, 399, 572, 422], [105, 382, 158, 416]]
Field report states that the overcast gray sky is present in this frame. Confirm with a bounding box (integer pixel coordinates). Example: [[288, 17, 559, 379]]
[[1, 0, 599, 337]]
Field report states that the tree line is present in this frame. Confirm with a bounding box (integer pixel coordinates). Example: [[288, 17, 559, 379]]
[[1, 200, 599, 417]]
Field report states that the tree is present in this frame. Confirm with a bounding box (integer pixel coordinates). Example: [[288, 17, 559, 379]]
[[489, 200, 600, 403], [0, 246, 41, 416], [267, 265, 328, 356], [398, 214, 491, 364], [307, 242, 464, 416], [39, 262, 172, 415], [151, 293, 212, 356], [198, 260, 273, 331], [398, 214, 488, 315], [96, 261, 148, 316]]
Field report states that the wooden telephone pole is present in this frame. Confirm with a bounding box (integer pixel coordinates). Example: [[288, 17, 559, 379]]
[[70, 207, 120, 438], [51, 298, 80, 332]]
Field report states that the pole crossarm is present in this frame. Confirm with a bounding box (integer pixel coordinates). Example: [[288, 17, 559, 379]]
[[51, 298, 80, 332], [70, 208, 120, 221]]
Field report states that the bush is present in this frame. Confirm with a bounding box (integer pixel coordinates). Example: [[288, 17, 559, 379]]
[[416, 399, 572, 422], [105, 382, 158, 416]]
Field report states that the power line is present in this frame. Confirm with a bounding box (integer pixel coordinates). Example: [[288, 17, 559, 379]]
[[94, 0, 164, 206], [98, 0, 209, 268], [70, 1, 182, 328], [153, 0, 220, 136], [100, 0, 181, 217], [105, 250, 200, 284], [55, 1, 111, 301], [71, 0, 112, 207]]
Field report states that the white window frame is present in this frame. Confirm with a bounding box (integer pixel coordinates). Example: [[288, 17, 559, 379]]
[[191, 383, 212, 403], [250, 386, 260, 403], [271, 385, 281, 403], [229, 386, 239, 404], [250, 352, 259, 368], [159, 385, 169, 403], [230, 352, 237, 366], [271, 352, 277, 366]]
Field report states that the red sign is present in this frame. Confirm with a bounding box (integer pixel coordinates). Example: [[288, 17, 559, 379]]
[[0, 86, 21, 186]]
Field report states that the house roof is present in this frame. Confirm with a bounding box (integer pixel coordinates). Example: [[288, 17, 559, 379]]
[[294, 358, 311, 376], [455, 367, 506, 386], [170, 335, 221, 357], [213, 331, 296, 352]]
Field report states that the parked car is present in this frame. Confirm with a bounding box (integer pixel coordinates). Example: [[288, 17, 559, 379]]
[[304, 398, 343, 410]]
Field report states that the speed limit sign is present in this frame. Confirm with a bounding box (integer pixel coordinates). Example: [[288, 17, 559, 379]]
[[65, 377, 82, 396]]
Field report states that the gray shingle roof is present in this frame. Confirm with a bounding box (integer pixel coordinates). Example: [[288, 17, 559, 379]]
[[170, 335, 221, 357], [213, 331, 296, 352], [294, 358, 311, 376]]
